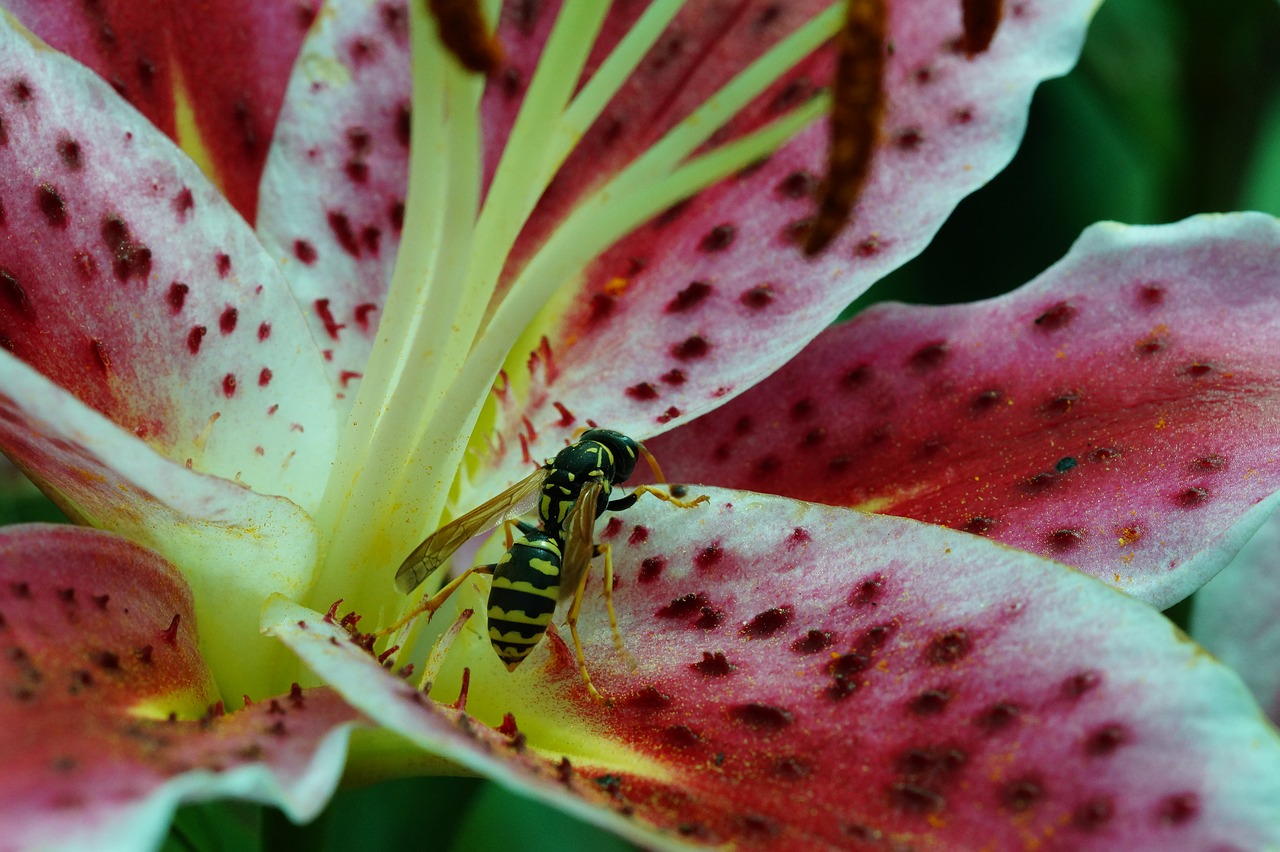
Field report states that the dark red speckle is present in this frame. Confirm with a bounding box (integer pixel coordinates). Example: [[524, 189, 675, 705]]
[[219, 306, 238, 335], [622, 685, 672, 711], [1002, 778, 1044, 812], [1048, 527, 1086, 551], [258, 322, 271, 342], [173, 187, 195, 219], [740, 284, 775, 309], [167, 282, 188, 314], [11, 79, 33, 103], [626, 382, 658, 401], [1073, 797, 1114, 831], [1062, 669, 1102, 700], [740, 606, 792, 638], [1156, 793, 1199, 826], [791, 630, 833, 654], [694, 544, 723, 570], [909, 688, 951, 715], [671, 335, 710, 361], [977, 701, 1020, 733], [187, 326, 207, 354], [222, 374, 237, 397], [787, 527, 811, 547], [1084, 723, 1128, 756], [729, 703, 793, 731], [1139, 283, 1165, 305], [628, 526, 649, 546], [1183, 362, 1213, 377], [909, 342, 948, 371], [666, 280, 713, 313], [101, 214, 152, 282], [692, 652, 735, 677], [315, 299, 345, 339], [663, 725, 703, 749], [1, 269, 33, 320], [1175, 487, 1210, 508], [699, 224, 736, 252], [1033, 301, 1076, 331], [57, 137, 83, 170], [849, 573, 886, 606], [328, 211, 360, 257], [601, 517, 623, 539], [638, 556, 665, 583], [660, 369, 686, 385], [215, 253, 232, 277], [294, 240, 318, 264], [656, 592, 710, 619], [963, 516, 996, 535], [37, 183, 68, 228], [776, 170, 816, 199], [259, 368, 273, 387], [895, 128, 924, 149], [926, 628, 971, 665]]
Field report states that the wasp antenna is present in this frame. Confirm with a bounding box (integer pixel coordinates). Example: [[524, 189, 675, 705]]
[[639, 443, 668, 484]]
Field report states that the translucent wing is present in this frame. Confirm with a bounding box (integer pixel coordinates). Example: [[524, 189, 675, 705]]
[[558, 481, 603, 601], [394, 468, 547, 593]]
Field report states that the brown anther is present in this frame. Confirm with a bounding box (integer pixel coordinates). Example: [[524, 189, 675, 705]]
[[803, 0, 886, 256], [962, 0, 1004, 56], [427, 0, 504, 75]]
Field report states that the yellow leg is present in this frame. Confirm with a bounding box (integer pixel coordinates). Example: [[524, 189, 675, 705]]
[[630, 483, 710, 510], [376, 565, 493, 638], [565, 557, 609, 705], [597, 543, 637, 668]]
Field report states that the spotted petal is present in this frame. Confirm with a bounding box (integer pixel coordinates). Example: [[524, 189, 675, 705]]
[[0, 11, 339, 697], [652, 213, 1280, 608], [473, 0, 1096, 494], [0, 525, 363, 851], [268, 490, 1280, 849], [1, 0, 323, 220], [256, 0, 412, 394]]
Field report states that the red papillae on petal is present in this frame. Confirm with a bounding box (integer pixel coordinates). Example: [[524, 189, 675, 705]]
[[257, 0, 411, 395], [0, 526, 361, 850], [3, 0, 322, 221], [272, 493, 1280, 850], [0, 15, 338, 509], [471, 0, 1092, 492], [652, 214, 1280, 608]]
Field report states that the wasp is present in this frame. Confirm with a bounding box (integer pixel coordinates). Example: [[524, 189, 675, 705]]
[[385, 428, 708, 702]]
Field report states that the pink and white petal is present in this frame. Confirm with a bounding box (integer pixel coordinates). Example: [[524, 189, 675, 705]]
[[0, 525, 363, 851], [271, 492, 1280, 850], [2, 0, 323, 221], [263, 595, 721, 852], [0, 11, 339, 510], [0, 357, 322, 700], [476, 0, 1096, 493], [1192, 507, 1280, 724], [652, 212, 1280, 609], [256, 0, 411, 393]]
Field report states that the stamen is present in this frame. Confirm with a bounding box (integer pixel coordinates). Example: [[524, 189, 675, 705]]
[[962, 0, 1004, 56], [804, 0, 885, 255], [427, 0, 504, 73]]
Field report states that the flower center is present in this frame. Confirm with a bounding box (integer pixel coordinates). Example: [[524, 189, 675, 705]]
[[309, 1, 841, 625]]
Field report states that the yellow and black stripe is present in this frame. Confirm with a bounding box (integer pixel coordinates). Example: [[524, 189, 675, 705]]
[[487, 526, 564, 669]]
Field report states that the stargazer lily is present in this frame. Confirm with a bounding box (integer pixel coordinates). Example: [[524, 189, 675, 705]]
[[1, 0, 1279, 849]]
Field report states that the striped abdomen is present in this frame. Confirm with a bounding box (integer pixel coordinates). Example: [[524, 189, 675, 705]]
[[487, 532, 563, 670]]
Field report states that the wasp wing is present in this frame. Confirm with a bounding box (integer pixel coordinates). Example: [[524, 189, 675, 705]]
[[558, 481, 603, 601], [394, 467, 547, 594]]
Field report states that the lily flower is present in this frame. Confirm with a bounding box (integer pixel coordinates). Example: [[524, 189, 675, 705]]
[[1, 1, 1279, 849]]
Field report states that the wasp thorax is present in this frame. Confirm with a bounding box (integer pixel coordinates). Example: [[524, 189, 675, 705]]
[[577, 428, 641, 483]]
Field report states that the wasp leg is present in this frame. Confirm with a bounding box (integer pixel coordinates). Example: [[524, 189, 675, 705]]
[[607, 483, 710, 512], [565, 556, 609, 706], [596, 542, 637, 669], [376, 564, 495, 638]]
